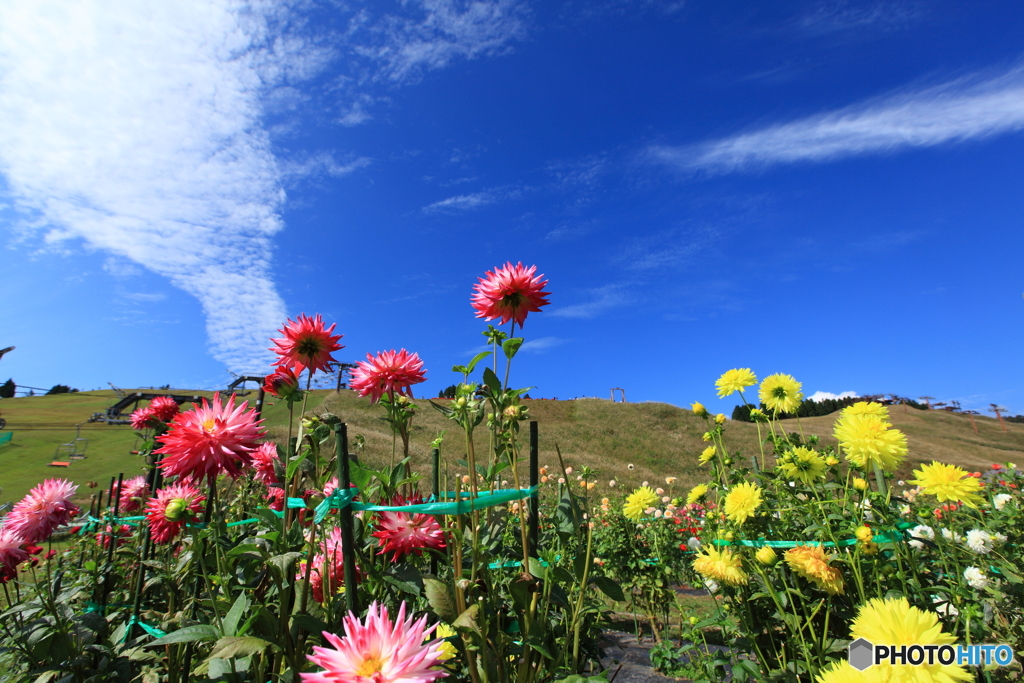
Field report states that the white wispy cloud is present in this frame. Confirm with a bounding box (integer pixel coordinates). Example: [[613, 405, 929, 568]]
[[520, 336, 567, 353], [280, 152, 373, 182], [549, 285, 628, 319], [649, 63, 1024, 174], [0, 1, 294, 373], [422, 185, 521, 213], [808, 390, 859, 402]]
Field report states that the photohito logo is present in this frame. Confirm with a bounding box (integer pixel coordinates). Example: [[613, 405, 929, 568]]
[[848, 639, 1014, 670]]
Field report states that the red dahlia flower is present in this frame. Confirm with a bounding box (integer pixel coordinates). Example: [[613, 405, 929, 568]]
[[372, 495, 446, 562], [156, 393, 264, 485], [118, 475, 150, 513], [4, 478, 79, 544], [299, 526, 350, 604], [130, 406, 159, 431], [149, 395, 180, 422], [349, 349, 427, 404], [263, 365, 303, 400], [252, 442, 281, 485], [145, 483, 205, 544], [0, 528, 30, 583], [270, 314, 343, 375], [97, 524, 133, 549], [471, 261, 551, 328]]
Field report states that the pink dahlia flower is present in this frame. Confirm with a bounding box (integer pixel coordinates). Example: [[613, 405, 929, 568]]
[[0, 528, 31, 582], [149, 395, 181, 423], [4, 479, 79, 544], [299, 526, 350, 604], [118, 475, 150, 513], [302, 601, 448, 683], [97, 524, 133, 549], [130, 406, 159, 431], [252, 442, 281, 485], [145, 483, 205, 544], [263, 365, 303, 400], [471, 262, 551, 328], [270, 314, 343, 375], [372, 495, 446, 562], [268, 487, 286, 512], [156, 393, 264, 485], [350, 349, 427, 404]]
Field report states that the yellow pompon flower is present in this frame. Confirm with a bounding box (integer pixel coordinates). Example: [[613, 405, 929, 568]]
[[785, 545, 845, 594], [724, 482, 762, 524], [825, 455, 840, 467], [755, 546, 778, 566], [850, 598, 972, 683], [715, 368, 758, 398], [692, 546, 747, 586], [665, 476, 677, 486], [841, 401, 890, 420], [852, 477, 869, 491], [691, 401, 709, 418], [686, 483, 710, 505], [714, 413, 726, 425], [758, 374, 803, 414], [748, 408, 767, 423], [776, 446, 827, 485], [909, 461, 985, 509], [854, 525, 873, 543], [432, 623, 459, 662], [699, 446, 717, 465], [702, 431, 713, 442], [623, 486, 659, 520], [834, 414, 908, 472]]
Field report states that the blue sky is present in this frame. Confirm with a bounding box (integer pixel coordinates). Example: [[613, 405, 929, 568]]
[[1, 0, 1022, 417]]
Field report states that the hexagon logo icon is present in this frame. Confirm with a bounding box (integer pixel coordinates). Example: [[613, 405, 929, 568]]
[[849, 638, 874, 671]]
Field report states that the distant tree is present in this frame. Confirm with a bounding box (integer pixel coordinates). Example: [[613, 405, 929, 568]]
[[437, 384, 458, 399], [0, 379, 14, 399], [46, 384, 74, 395]]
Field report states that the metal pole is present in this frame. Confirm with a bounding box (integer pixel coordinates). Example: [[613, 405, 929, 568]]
[[528, 421, 539, 558], [255, 387, 266, 422], [431, 448, 440, 575], [334, 423, 360, 615]]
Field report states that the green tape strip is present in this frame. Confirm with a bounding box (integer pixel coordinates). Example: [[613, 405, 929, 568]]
[[122, 616, 166, 643], [314, 486, 539, 524], [711, 524, 913, 549]]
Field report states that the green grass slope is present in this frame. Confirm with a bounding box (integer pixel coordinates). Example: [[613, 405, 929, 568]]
[[1, 390, 1022, 507]]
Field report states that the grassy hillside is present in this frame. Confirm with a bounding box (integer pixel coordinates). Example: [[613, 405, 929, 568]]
[[1, 389, 1022, 507]]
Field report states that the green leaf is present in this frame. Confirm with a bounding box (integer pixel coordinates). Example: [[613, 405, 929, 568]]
[[466, 351, 490, 374], [266, 552, 303, 579], [590, 575, 625, 602], [453, 604, 481, 634], [209, 635, 275, 659], [502, 338, 524, 360], [222, 593, 250, 637], [285, 449, 309, 481], [292, 613, 330, 636], [429, 400, 455, 418], [482, 367, 502, 394], [147, 624, 220, 647], [423, 577, 457, 623]]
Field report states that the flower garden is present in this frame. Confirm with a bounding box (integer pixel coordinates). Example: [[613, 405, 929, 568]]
[[0, 262, 1021, 683]]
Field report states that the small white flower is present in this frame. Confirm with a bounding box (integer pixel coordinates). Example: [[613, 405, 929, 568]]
[[565, 466, 573, 475], [642, 480, 649, 487], [654, 510, 663, 518], [941, 528, 963, 543], [909, 524, 935, 550], [899, 504, 912, 516], [897, 480, 905, 487], [993, 493, 1012, 511], [655, 487, 665, 495], [859, 498, 875, 522], [933, 596, 959, 617], [663, 510, 674, 519], [627, 464, 635, 470], [703, 578, 720, 593], [994, 532, 1008, 544], [966, 529, 994, 554], [661, 496, 670, 503], [964, 566, 989, 590], [687, 536, 702, 551], [608, 480, 617, 488], [644, 506, 656, 516]]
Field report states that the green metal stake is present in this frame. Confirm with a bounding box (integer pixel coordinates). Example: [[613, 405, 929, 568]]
[[334, 423, 360, 615], [529, 421, 539, 558], [431, 447, 440, 575]]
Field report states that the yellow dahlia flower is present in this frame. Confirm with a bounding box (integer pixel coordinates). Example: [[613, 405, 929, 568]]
[[815, 661, 874, 683], [841, 401, 890, 420], [693, 546, 747, 586], [714, 413, 726, 425], [758, 374, 803, 414], [433, 623, 459, 661], [909, 461, 985, 509], [851, 598, 971, 683], [854, 525, 873, 543], [715, 368, 757, 398], [724, 482, 762, 524], [776, 446, 827, 485], [699, 445, 717, 465], [623, 486, 659, 521], [785, 545, 844, 595], [691, 401, 709, 418], [755, 545, 778, 566], [834, 414, 907, 472], [686, 483, 710, 505], [852, 477, 869, 491]]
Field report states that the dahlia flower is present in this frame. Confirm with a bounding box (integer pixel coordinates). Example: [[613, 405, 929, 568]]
[[148, 395, 181, 423], [350, 349, 427, 404], [252, 442, 281, 486], [4, 478, 79, 543], [834, 414, 907, 473], [271, 313, 344, 375], [623, 486, 659, 521], [841, 401, 889, 420], [850, 597, 970, 683], [776, 447, 826, 485], [993, 493, 1012, 510], [691, 402, 709, 418], [715, 368, 757, 398], [300, 527, 349, 604], [302, 601, 448, 683], [145, 483, 205, 544], [965, 529, 994, 554], [758, 374, 803, 414], [130, 406, 159, 431], [784, 545, 844, 595], [118, 475, 150, 513], [97, 524, 133, 549], [268, 487, 286, 512], [156, 393, 264, 484], [910, 461, 984, 508], [693, 547, 747, 586], [964, 566, 989, 590], [755, 546, 778, 566], [470, 261, 551, 328], [724, 482, 762, 524], [686, 484, 709, 505], [698, 446, 716, 465], [0, 528, 30, 582], [264, 365, 303, 400], [372, 496, 446, 562]]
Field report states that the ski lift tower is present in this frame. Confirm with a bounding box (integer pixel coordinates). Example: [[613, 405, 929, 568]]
[[989, 404, 1009, 432]]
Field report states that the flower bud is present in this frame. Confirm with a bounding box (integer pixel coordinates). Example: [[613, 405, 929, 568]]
[[755, 546, 778, 566], [164, 498, 188, 522], [715, 413, 726, 425], [853, 477, 869, 492], [691, 402, 709, 418]]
